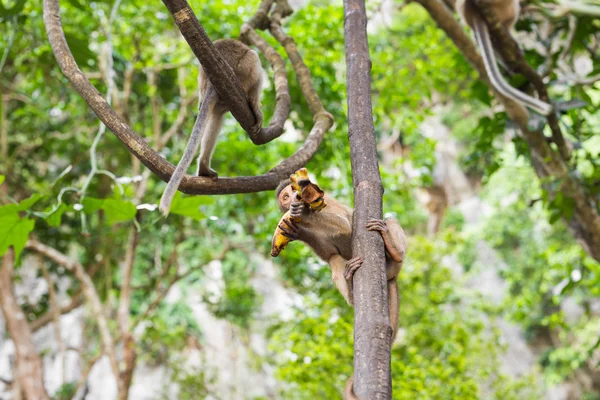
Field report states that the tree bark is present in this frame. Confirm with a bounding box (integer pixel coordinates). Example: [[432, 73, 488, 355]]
[[343, 0, 393, 398], [0, 250, 50, 400]]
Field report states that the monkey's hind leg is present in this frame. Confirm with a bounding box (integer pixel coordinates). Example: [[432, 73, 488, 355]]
[[196, 104, 225, 179], [330, 254, 354, 306]]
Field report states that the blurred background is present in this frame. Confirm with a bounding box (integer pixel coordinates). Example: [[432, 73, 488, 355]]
[[0, 0, 599, 398]]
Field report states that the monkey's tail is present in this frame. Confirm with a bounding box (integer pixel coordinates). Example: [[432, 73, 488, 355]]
[[474, 18, 553, 116], [159, 90, 218, 216]]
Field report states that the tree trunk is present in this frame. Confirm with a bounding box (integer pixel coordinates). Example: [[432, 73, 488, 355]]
[[0, 250, 50, 400], [343, 0, 393, 397]]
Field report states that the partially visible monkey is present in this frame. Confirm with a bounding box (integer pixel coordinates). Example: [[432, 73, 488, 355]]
[[159, 39, 263, 216], [456, 0, 553, 116], [275, 180, 407, 399]]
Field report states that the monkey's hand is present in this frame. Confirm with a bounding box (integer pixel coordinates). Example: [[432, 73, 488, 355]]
[[290, 200, 308, 219], [367, 218, 405, 264], [277, 219, 302, 241]]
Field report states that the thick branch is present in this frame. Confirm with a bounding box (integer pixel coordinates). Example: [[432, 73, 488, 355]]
[[0, 250, 50, 400], [417, 0, 600, 261], [473, 0, 571, 161], [344, 0, 392, 398], [25, 240, 124, 397], [240, 23, 291, 142], [43, 0, 331, 195], [161, 0, 292, 145], [161, 0, 259, 135]]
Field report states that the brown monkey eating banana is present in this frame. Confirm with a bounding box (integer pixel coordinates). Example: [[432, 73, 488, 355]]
[[159, 39, 263, 216], [275, 179, 407, 399], [456, 0, 553, 116]]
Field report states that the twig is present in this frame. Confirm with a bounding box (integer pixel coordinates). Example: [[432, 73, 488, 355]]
[[30, 294, 83, 332]]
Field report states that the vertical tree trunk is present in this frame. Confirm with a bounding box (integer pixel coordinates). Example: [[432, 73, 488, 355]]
[[0, 250, 50, 400], [343, 0, 393, 398]]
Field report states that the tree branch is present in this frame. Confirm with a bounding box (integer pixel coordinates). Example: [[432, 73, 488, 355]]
[[25, 239, 124, 397], [240, 23, 290, 142], [0, 250, 50, 400], [161, 0, 262, 137], [416, 0, 600, 261], [344, 0, 392, 398], [473, 0, 572, 161], [40, 260, 67, 385], [30, 294, 83, 332], [43, 0, 331, 195]]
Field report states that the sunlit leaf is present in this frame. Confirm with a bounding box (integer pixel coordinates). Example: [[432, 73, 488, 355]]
[[102, 199, 137, 225], [0, 204, 35, 261]]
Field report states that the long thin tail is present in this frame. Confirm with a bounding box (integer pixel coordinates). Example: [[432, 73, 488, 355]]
[[159, 90, 217, 216], [474, 18, 553, 116]]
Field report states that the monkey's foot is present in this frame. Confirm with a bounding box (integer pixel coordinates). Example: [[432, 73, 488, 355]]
[[278, 219, 300, 241], [344, 257, 363, 281], [197, 166, 218, 180], [366, 218, 387, 233]]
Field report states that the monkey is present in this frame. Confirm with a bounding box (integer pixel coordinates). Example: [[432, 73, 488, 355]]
[[275, 180, 407, 399], [456, 0, 554, 116], [159, 39, 263, 216]]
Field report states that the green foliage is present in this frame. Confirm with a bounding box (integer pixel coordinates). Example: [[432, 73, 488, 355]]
[[1, 0, 598, 397], [166, 192, 214, 221], [52, 382, 77, 400], [140, 301, 202, 365], [0, 204, 35, 261], [203, 250, 261, 328]]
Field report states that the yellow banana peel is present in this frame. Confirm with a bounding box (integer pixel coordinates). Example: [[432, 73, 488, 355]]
[[271, 168, 327, 257], [270, 210, 298, 257]]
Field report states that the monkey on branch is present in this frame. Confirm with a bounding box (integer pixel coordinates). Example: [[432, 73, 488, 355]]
[[271, 169, 407, 399], [160, 39, 263, 215]]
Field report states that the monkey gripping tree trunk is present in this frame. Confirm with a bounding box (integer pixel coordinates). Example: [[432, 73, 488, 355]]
[[343, 0, 394, 398]]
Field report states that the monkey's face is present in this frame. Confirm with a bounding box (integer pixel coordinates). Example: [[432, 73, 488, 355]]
[[278, 184, 295, 213]]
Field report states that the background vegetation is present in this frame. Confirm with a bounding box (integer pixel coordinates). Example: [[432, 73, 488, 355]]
[[0, 0, 599, 398]]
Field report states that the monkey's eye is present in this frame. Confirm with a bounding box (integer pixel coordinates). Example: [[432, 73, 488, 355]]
[[283, 194, 289, 200]]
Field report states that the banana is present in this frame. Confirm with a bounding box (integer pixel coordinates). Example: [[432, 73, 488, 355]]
[[270, 210, 298, 257], [270, 168, 327, 257]]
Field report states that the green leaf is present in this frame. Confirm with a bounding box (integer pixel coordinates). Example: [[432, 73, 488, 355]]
[[18, 193, 42, 211], [102, 199, 137, 225], [0, 175, 4, 185], [45, 204, 69, 227], [0, 204, 35, 261], [168, 193, 213, 221], [81, 197, 104, 214]]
